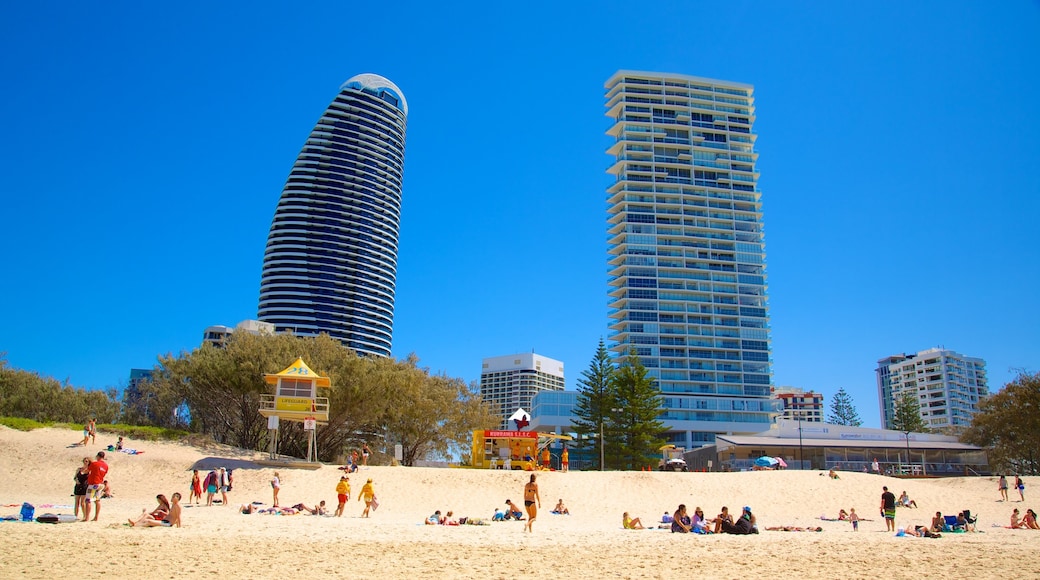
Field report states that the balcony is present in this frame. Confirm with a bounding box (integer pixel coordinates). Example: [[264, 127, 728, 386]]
[[259, 394, 330, 422]]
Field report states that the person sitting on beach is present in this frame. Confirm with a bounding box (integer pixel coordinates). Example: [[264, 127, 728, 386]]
[[838, 509, 849, 521], [1023, 509, 1039, 530], [115, 437, 124, 451], [552, 499, 570, 515], [505, 500, 524, 520], [721, 507, 757, 535], [931, 511, 945, 532], [623, 512, 645, 529], [829, 469, 840, 480], [426, 510, 442, 525], [898, 491, 918, 508], [492, 508, 506, 521], [102, 480, 113, 499], [691, 507, 711, 533], [167, 493, 182, 528], [661, 511, 673, 524], [240, 503, 258, 514], [671, 504, 692, 533], [129, 494, 171, 527], [712, 506, 733, 534], [1011, 508, 1027, 529]]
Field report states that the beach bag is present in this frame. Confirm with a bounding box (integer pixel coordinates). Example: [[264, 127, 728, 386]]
[[20, 502, 34, 522]]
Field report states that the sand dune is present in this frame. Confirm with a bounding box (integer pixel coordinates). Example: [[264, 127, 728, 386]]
[[2, 426, 1037, 579]]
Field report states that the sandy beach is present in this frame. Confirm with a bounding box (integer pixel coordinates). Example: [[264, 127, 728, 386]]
[[1, 426, 1037, 579]]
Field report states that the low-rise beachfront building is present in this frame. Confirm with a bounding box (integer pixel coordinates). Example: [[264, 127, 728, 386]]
[[201, 319, 276, 348], [684, 418, 988, 475]]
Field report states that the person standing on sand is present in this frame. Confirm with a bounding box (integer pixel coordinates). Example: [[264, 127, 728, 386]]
[[362, 444, 370, 466], [83, 451, 109, 522], [850, 508, 860, 531], [219, 467, 231, 506], [271, 472, 281, 507], [88, 419, 96, 445], [881, 486, 896, 532], [524, 473, 541, 532], [189, 470, 202, 505], [204, 470, 218, 506], [998, 475, 1008, 501], [872, 458, 880, 475], [73, 457, 90, 520], [561, 447, 569, 472], [1015, 475, 1025, 502], [335, 475, 350, 517], [359, 478, 375, 517]]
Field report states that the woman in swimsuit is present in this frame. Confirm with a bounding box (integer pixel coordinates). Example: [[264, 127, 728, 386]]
[[523, 474, 540, 533], [189, 470, 202, 505], [73, 457, 90, 520]]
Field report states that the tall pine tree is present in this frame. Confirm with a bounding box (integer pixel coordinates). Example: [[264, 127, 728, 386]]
[[610, 350, 667, 470], [892, 391, 928, 434], [827, 387, 862, 426], [571, 339, 616, 470]]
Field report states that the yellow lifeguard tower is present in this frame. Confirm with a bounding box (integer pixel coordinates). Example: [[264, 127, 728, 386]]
[[258, 357, 331, 464]]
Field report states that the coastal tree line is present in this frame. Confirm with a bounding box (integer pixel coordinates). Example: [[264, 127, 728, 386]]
[[3, 347, 1038, 474]]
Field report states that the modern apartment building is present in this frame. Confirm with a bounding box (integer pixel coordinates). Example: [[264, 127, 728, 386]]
[[604, 70, 775, 447], [258, 74, 408, 357], [876, 348, 988, 431], [772, 387, 824, 423], [480, 353, 565, 430]]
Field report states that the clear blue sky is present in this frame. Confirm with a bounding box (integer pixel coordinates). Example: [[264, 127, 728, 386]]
[[2, 1, 1037, 428]]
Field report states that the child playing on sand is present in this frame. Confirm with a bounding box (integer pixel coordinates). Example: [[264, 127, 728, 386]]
[[850, 508, 859, 531]]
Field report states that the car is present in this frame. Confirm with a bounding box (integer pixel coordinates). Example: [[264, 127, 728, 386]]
[[663, 458, 688, 472]]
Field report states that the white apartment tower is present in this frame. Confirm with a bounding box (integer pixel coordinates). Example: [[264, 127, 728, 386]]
[[604, 71, 775, 449], [480, 353, 565, 430], [876, 348, 988, 431]]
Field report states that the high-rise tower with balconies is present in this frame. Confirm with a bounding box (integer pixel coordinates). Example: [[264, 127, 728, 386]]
[[604, 71, 774, 448], [258, 74, 408, 356], [876, 348, 988, 431]]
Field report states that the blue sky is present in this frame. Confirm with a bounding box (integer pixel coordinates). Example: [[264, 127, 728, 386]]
[[1, 1, 1037, 428]]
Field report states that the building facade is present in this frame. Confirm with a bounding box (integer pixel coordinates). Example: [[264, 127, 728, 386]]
[[772, 387, 824, 423], [479, 353, 565, 430], [604, 70, 775, 448], [876, 348, 989, 431], [202, 319, 276, 348], [258, 74, 408, 357]]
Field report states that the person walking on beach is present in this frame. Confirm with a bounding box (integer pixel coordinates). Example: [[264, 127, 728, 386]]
[[189, 469, 202, 505], [271, 472, 281, 507], [83, 451, 109, 522], [335, 475, 350, 517], [850, 508, 860, 531], [881, 486, 896, 532], [359, 478, 375, 517], [999, 475, 1009, 501], [73, 457, 90, 520], [524, 473, 541, 532], [1015, 475, 1025, 501]]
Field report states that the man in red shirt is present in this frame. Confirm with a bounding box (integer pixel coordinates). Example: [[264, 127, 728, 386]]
[[82, 451, 109, 521]]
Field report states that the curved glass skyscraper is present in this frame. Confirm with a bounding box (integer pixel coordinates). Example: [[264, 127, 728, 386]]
[[259, 74, 408, 356]]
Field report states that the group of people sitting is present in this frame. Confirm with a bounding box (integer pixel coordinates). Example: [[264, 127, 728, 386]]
[[492, 499, 525, 521], [925, 510, 975, 534], [654, 504, 757, 534], [128, 493, 181, 527], [1010, 508, 1039, 529]]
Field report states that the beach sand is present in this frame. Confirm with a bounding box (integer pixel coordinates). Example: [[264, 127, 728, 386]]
[[2, 426, 1037, 579]]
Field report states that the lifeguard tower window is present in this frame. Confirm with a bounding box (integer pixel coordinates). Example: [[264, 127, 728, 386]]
[[279, 378, 313, 398]]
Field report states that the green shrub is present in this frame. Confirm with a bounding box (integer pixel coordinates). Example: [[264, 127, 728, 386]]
[[0, 417, 48, 431]]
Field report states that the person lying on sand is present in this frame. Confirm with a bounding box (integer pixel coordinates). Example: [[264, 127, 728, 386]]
[[905, 525, 941, 538], [765, 526, 823, 532], [293, 501, 327, 515]]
